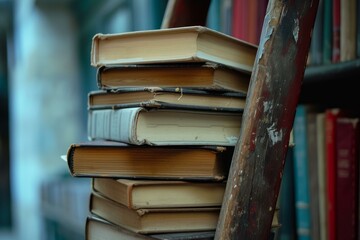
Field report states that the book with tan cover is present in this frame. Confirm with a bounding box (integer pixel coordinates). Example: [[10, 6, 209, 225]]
[[91, 26, 257, 73], [92, 178, 226, 209]]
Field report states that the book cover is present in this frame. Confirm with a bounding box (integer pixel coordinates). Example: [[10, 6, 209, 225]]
[[316, 112, 327, 240], [332, 0, 340, 63], [90, 26, 257, 73], [335, 117, 359, 240], [306, 111, 320, 240], [325, 108, 347, 240], [90, 192, 220, 234], [92, 178, 226, 209], [86, 215, 155, 240], [340, 0, 357, 61], [231, 0, 248, 41], [88, 88, 247, 112], [278, 147, 297, 240], [86, 215, 216, 240], [66, 141, 233, 181], [96, 63, 250, 93], [322, 0, 332, 64], [293, 105, 311, 240], [309, 0, 324, 65], [87, 107, 242, 146]]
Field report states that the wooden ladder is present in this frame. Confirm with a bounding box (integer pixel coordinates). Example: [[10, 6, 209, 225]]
[[162, 0, 319, 239]]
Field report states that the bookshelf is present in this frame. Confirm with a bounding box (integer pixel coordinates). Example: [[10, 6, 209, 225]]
[[301, 59, 360, 107]]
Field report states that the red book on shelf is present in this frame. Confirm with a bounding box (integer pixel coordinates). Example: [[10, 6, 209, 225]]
[[325, 108, 344, 240], [335, 117, 359, 240], [231, 0, 249, 42], [332, 0, 340, 62], [247, 0, 258, 45]]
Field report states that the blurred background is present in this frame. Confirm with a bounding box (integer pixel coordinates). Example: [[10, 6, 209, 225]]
[[0, 0, 224, 239]]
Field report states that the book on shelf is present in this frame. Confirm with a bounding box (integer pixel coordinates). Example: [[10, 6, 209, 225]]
[[88, 88, 247, 112], [340, 0, 357, 62], [86, 215, 154, 240], [322, 0, 332, 64], [86, 215, 216, 240], [89, 192, 281, 235], [306, 110, 321, 240], [332, 0, 340, 63], [90, 192, 220, 234], [66, 141, 233, 180], [90, 26, 257, 73], [335, 117, 359, 240], [316, 112, 327, 240], [96, 63, 250, 93], [87, 106, 242, 146], [293, 105, 312, 240], [92, 178, 226, 209], [325, 108, 348, 240]]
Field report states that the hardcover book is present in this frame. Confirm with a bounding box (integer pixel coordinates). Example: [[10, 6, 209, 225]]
[[92, 178, 226, 209], [86, 215, 155, 240], [86, 215, 216, 240], [66, 141, 233, 180], [96, 63, 250, 93], [325, 108, 347, 240], [87, 107, 242, 146], [335, 117, 359, 240], [90, 26, 257, 73], [88, 87, 247, 112], [89, 193, 281, 235], [293, 105, 312, 240], [90, 192, 220, 234]]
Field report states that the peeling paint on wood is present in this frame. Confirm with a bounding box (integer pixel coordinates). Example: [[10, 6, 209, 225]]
[[215, 0, 319, 239]]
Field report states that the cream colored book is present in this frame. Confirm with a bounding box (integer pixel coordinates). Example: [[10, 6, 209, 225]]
[[88, 87, 247, 111], [90, 192, 220, 234], [96, 63, 250, 93], [89, 193, 280, 235], [91, 26, 257, 73], [88, 107, 242, 146], [92, 178, 226, 209]]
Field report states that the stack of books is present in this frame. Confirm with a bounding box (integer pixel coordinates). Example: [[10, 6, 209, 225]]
[[65, 26, 280, 239]]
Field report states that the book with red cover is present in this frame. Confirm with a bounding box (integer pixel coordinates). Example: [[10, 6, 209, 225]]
[[335, 117, 359, 240], [325, 108, 347, 240], [231, 0, 248, 42]]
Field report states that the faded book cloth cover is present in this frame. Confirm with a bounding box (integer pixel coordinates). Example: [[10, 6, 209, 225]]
[[66, 141, 233, 181], [95, 62, 250, 93], [88, 87, 246, 112], [87, 107, 242, 146], [91, 26, 257, 72]]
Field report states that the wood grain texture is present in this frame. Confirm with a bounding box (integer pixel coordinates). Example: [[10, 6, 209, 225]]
[[214, 0, 319, 239]]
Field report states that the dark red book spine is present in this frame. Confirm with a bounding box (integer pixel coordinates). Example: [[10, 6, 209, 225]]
[[335, 117, 359, 240], [325, 109, 342, 240]]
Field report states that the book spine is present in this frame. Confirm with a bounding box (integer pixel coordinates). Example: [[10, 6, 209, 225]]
[[325, 109, 340, 240], [306, 112, 320, 240], [88, 108, 141, 144], [340, 0, 357, 61], [309, 0, 324, 65], [316, 113, 327, 240], [323, 0, 333, 64], [278, 147, 297, 240], [293, 106, 311, 240], [332, 0, 340, 63], [335, 118, 359, 240], [231, 0, 248, 41]]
